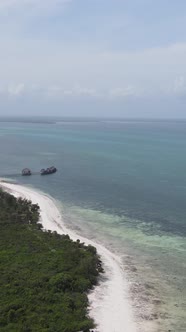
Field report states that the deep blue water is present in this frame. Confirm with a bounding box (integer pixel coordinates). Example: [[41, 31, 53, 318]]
[[0, 119, 186, 331]]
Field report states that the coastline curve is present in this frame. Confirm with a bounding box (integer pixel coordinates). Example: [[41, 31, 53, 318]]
[[0, 181, 137, 332]]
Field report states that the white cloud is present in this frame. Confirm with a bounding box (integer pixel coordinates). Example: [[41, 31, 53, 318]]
[[2, 83, 25, 96], [173, 76, 186, 96], [46, 86, 99, 98], [0, 83, 143, 101], [0, 84, 101, 99], [0, 40, 186, 102], [110, 86, 138, 98], [73, 87, 98, 97]]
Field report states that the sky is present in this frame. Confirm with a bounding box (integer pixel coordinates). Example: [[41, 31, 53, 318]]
[[0, 0, 186, 118]]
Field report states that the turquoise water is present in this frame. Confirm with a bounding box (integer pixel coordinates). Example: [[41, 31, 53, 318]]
[[0, 119, 186, 331]]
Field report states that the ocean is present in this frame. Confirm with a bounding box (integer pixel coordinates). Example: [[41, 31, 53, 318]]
[[0, 118, 186, 331]]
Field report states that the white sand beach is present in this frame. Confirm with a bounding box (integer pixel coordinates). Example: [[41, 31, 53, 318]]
[[0, 181, 137, 332]]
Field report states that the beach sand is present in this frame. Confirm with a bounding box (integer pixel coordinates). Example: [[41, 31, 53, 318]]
[[0, 181, 137, 332]]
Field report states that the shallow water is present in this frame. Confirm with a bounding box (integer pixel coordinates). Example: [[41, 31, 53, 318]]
[[0, 118, 186, 331]]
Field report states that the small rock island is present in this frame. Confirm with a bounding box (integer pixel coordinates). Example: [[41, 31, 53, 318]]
[[21, 166, 57, 176]]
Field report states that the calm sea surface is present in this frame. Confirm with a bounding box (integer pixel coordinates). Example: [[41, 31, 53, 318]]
[[0, 119, 186, 331]]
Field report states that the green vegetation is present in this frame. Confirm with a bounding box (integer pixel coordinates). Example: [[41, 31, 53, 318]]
[[0, 188, 103, 332]]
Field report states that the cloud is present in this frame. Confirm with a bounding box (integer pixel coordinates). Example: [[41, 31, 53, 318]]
[[0, 84, 101, 99], [173, 76, 186, 96], [0, 83, 143, 101], [46, 86, 99, 99], [0, 42, 186, 101], [110, 86, 139, 98], [0, 83, 26, 97], [2, 41, 185, 95], [8, 83, 25, 96]]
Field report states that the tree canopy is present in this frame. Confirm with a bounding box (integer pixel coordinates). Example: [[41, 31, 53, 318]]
[[0, 188, 103, 332]]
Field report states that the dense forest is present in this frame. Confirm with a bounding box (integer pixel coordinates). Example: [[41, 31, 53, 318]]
[[0, 187, 103, 332]]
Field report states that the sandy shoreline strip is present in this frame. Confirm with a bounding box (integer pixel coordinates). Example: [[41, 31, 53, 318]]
[[1, 181, 137, 332]]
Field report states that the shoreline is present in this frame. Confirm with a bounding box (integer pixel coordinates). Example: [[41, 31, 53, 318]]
[[0, 180, 137, 332]]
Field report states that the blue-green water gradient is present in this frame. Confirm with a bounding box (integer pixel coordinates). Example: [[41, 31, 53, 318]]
[[0, 119, 185, 331]]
